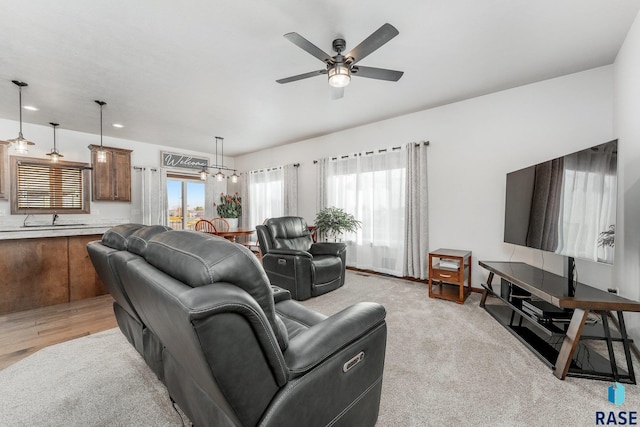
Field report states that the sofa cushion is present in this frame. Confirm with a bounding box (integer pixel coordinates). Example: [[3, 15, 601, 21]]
[[128, 225, 172, 256], [266, 217, 312, 252], [312, 255, 343, 285], [101, 223, 145, 250]]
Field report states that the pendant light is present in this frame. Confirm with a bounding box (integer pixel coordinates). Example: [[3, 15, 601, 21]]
[[7, 80, 36, 154], [199, 136, 234, 181], [45, 122, 63, 162], [215, 136, 225, 181], [95, 100, 107, 163]]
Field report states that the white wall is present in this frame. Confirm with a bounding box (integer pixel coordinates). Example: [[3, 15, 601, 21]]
[[0, 119, 233, 227], [234, 66, 615, 289], [614, 10, 640, 338]]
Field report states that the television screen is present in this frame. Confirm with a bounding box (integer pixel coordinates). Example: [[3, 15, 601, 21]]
[[504, 139, 617, 264]]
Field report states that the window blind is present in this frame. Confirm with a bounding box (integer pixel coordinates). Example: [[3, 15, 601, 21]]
[[17, 162, 84, 210]]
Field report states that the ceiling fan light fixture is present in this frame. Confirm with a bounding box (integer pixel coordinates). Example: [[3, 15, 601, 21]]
[[328, 64, 351, 88]]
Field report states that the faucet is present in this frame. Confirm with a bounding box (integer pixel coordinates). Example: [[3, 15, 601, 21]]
[[52, 212, 59, 225]]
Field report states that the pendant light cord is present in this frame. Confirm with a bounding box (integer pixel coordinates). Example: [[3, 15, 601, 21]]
[[18, 85, 23, 136], [100, 104, 103, 148]]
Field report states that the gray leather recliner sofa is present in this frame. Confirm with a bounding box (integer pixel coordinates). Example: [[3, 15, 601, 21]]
[[87, 224, 387, 427]]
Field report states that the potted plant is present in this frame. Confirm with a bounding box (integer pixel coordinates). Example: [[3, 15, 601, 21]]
[[215, 192, 242, 228], [314, 206, 361, 242]]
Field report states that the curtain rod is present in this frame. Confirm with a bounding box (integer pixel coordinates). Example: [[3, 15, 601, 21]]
[[313, 140, 429, 164], [247, 163, 299, 174]]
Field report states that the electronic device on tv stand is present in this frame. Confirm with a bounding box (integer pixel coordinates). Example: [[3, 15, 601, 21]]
[[503, 139, 618, 297]]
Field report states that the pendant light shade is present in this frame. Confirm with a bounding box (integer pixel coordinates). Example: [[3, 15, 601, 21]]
[[215, 136, 225, 181], [46, 122, 63, 162], [230, 171, 239, 183], [95, 100, 107, 163], [7, 80, 36, 154], [200, 167, 208, 181]]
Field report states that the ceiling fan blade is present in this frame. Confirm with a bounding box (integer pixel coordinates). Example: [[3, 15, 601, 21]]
[[331, 86, 344, 100], [276, 69, 327, 84], [344, 23, 399, 65], [284, 32, 335, 64], [352, 66, 404, 82]]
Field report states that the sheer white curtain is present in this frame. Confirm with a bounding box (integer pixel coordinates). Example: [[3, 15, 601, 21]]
[[556, 142, 617, 263], [326, 150, 407, 276], [132, 166, 166, 225], [248, 167, 284, 229]]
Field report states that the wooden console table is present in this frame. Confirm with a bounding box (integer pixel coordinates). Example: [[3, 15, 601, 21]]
[[479, 261, 640, 383]]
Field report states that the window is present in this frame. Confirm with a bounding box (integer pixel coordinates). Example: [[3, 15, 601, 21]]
[[325, 150, 407, 275], [11, 157, 91, 214], [166, 173, 205, 230]]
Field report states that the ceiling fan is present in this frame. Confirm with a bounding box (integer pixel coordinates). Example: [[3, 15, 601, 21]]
[[276, 23, 404, 97]]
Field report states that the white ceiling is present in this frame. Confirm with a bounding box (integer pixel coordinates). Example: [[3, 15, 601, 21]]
[[1, 0, 638, 157]]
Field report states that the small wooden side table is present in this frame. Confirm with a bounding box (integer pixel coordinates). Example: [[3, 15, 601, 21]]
[[428, 248, 472, 304]]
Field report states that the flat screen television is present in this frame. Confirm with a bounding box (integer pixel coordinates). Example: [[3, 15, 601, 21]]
[[504, 139, 618, 294]]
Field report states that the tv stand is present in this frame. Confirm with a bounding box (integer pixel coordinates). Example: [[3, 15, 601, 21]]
[[479, 261, 640, 384]]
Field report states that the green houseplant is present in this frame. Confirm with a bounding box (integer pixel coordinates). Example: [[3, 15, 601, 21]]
[[215, 192, 242, 218], [314, 206, 361, 241]]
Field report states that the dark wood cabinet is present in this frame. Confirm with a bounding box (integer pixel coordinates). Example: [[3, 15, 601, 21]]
[[0, 235, 106, 315], [89, 144, 132, 202]]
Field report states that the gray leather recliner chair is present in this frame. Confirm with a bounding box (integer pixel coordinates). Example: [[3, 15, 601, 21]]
[[256, 216, 347, 300], [87, 224, 386, 427]]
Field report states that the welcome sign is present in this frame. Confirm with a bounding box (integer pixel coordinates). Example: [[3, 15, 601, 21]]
[[161, 152, 209, 170]]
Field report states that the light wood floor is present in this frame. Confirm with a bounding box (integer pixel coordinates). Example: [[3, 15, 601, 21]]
[[0, 295, 116, 371]]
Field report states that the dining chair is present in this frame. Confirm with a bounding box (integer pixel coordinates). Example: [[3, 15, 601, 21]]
[[242, 218, 268, 260], [210, 217, 230, 232], [194, 219, 217, 234]]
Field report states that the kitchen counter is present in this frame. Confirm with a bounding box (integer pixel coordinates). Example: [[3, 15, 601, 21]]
[[0, 224, 118, 240]]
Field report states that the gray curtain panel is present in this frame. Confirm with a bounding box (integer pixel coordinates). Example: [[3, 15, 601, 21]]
[[526, 158, 563, 252], [403, 142, 429, 279], [283, 164, 298, 216], [240, 172, 250, 228], [315, 158, 328, 214]]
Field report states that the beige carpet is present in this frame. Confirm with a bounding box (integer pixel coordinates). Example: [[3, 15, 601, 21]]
[[1, 270, 637, 426]]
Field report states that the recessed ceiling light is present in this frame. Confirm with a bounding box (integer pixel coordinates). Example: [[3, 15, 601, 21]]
[[23, 105, 39, 111], [112, 123, 124, 128]]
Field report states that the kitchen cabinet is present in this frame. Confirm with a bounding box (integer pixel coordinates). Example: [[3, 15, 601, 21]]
[[89, 144, 132, 201], [0, 234, 106, 315]]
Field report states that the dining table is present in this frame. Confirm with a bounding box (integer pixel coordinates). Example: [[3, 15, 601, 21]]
[[213, 227, 255, 243]]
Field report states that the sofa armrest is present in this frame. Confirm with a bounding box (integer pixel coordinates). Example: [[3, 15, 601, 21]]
[[266, 249, 313, 258], [309, 242, 347, 257], [284, 302, 386, 377]]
